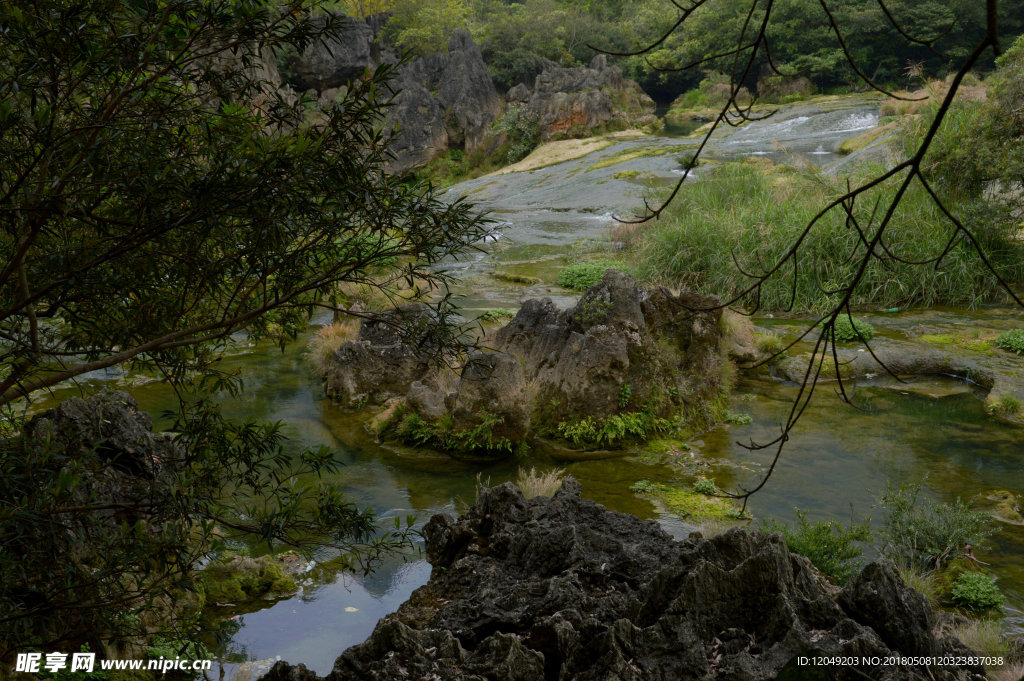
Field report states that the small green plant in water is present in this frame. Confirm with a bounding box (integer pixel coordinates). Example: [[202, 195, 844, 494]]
[[950, 571, 1004, 612], [995, 329, 1024, 355], [987, 394, 1022, 417], [762, 509, 871, 584], [693, 478, 717, 495], [479, 308, 516, 324], [753, 330, 785, 356], [557, 260, 626, 291], [557, 411, 672, 447], [723, 409, 752, 425], [832, 315, 874, 342]]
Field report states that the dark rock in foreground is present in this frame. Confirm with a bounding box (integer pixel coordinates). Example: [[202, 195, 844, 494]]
[[261, 480, 984, 681]]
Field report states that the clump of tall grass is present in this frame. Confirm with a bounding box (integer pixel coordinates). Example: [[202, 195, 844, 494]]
[[632, 162, 1024, 313], [955, 620, 1010, 660], [896, 563, 939, 608], [514, 467, 567, 498], [306, 320, 359, 377]]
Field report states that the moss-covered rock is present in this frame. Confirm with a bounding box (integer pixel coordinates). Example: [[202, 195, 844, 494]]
[[200, 553, 298, 605], [630, 479, 749, 521], [983, 489, 1024, 525]]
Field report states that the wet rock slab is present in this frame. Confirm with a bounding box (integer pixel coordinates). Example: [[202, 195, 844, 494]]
[[260, 480, 983, 681]]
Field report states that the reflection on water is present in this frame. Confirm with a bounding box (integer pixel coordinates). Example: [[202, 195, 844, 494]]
[[215, 558, 432, 676]]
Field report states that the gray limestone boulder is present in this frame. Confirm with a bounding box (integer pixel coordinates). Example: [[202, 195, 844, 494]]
[[324, 304, 436, 408], [494, 269, 726, 435], [522, 54, 658, 140]]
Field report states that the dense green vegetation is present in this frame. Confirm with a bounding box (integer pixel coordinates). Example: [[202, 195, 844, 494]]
[[631, 161, 1024, 313], [832, 316, 875, 343], [379, 0, 1024, 99], [763, 510, 871, 584], [951, 571, 1004, 612], [996, 329, 1024, 355], [557, 259, 629, 290]]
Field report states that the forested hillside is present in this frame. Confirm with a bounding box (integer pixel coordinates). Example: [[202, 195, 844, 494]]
[[339, 0, 1024, 100]]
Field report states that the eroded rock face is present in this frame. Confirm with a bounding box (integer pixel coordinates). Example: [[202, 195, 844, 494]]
[[521, 54, 659, 139], [324, 304, 435, 408], [494, 269, 725, 433], [285, 16, 501, 172], [285, 13, 378, 92], [387, 30, 503, 169], [23, 390, 182, 479], [449, 351, 530, 444], [260, 480, 984, 681]]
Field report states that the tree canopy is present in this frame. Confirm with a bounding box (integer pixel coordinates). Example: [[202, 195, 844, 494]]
[[0, 0, 487, 408], [0, 0, 487, 655]]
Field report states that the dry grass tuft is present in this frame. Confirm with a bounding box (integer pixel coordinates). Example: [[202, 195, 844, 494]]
[[897, 564, 938, 608], [306, 320, 359, 377], [956, 619, 1010, 660], [515, 467, 567, 498], [989, 662, 1024, 681]]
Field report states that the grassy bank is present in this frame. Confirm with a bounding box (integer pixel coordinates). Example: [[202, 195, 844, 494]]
[[629, 160, 1024, 313]]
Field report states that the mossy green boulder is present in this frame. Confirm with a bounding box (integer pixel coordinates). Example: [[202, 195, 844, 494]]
[[200, 553, 298, 605]]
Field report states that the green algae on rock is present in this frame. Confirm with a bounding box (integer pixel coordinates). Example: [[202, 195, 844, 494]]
[[200, 554, 299, 606]]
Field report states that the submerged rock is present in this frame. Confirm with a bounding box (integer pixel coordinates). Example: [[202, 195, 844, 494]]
[[200, 554, 298, 605], [260, 479, 984, 681], [773, 339, 1024, 426]]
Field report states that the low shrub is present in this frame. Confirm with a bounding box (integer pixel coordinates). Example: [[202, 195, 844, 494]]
[[995, 329, 1024, 355], [832, 315, 875, 342], [762, 509, 871, 584], [390, 408, 515, 456], [950, 571, 1004, 611], [556, 411, 672, 447], [557, 259, 627, 291], [479, 308, 516, 324], [878, 483, 996, 571]]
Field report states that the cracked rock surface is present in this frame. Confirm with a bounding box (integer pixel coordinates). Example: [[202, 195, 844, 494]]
[[261, 479, 984, 681]]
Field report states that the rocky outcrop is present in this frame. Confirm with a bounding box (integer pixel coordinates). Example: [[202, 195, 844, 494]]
[[494, 269, 726, 435], [387, 30, 503, 169], [22, 390, 182, 480], [516, 54, 659, 140], [260, 479, 984, 681], [325, 270, 732, 454], [324, 303, 436, 407], [285, 16, 502, 171]]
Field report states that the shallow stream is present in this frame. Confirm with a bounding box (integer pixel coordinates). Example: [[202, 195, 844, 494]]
[[38, 98, 1023, 674]]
